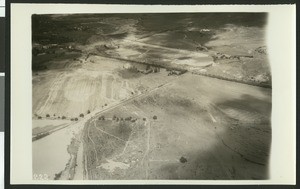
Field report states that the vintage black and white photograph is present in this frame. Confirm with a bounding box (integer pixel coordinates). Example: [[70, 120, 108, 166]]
[[30, 12, 273, 181]]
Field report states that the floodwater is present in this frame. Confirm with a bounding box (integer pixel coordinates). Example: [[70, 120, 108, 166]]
[[32, 121, 83, 179]]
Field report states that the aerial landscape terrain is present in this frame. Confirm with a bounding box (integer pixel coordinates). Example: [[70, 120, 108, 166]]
[[32, 13, 271, 180]]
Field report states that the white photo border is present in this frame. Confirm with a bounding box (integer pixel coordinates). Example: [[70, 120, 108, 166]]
[[10, 3, 296, 185]]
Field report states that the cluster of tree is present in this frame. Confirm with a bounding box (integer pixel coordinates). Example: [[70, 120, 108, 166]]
[[39, 111, 156, 124], [118, 116, 137, 122], [40, 110, 93, 121], [192, 71, 271, 88], [180, 156, 187, 163], [98, 115, 152, 122], [125, 116, 132, 121]]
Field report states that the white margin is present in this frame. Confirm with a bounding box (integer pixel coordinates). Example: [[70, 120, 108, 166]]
[[10, 3, 296, 185]]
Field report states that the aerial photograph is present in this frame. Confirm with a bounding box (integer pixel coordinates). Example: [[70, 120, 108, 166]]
[[31, 13, 271, 180]]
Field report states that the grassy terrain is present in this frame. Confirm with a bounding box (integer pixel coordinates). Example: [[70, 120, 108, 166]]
[[81, 73, 271, 180]]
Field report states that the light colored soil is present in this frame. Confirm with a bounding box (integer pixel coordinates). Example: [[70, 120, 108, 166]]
[[33, 56, 135, 117]]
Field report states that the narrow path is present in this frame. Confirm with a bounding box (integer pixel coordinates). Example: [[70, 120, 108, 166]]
[[116, 130, 134, 158], [208, 112, 217, 123], [83, 155, 88, 180], [141, 121, 151, 179], [87, 122, 99, 166]]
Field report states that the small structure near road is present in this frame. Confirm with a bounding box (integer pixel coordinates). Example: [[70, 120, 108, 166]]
[[213, 52, 253, 60], [167, 69, 186, 76]]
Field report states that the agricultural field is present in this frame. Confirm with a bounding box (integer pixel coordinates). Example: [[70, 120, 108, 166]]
[[32, 13, 271, 180]]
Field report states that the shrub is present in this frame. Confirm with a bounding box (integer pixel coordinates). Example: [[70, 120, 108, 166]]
[[79, 113, 84, 118], [143, 118, 146, 121], [38, 116, 42, 119], [58, 116, 60, 119], [74, 118, 78, 121], [87, 110, 90, 114], [153, 115, 157, 120], [54, 171, 63, 180], [105, 103, 107, 106], [180, 156, 187, 163], [98, 115, 105, 120], [62, 116, 66, 119], [125, 117, 132, 121], [46, 114, 50, 118], [71, 118, 74, 121]]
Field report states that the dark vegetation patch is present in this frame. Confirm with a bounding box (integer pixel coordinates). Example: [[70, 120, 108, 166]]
[[137, 13, 267, 32], [67, 137, 80, 155], [217, 94, 272, 120], [178, 57, 191, 60], [32, 52, 81, 71], [136, 93, 206, 117], [95, 119, 132, 141], [32, 13, 267, 46], [135, 13, 267, 49], [54, 171, 63, 180], [106, 32, 128, 40], [180, 156, 188, 163], [32, 13, 267, 72], [82, 120, 132, 166], [118, 68, 142, 79], [33, 14, 99, 45]]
